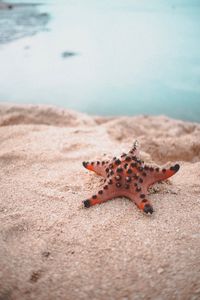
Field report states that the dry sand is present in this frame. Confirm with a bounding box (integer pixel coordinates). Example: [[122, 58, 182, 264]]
[[0, 104, 200, 300]]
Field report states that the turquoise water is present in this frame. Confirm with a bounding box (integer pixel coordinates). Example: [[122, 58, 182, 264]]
[[0, 0, 200, 121]]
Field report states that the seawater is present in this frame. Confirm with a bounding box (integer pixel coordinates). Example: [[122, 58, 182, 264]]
[[0, 0, 200, 122]]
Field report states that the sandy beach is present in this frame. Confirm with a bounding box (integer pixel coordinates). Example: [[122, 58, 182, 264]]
[[0, 104, 200, 300]]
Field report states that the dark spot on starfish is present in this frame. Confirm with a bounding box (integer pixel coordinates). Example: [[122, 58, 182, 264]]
[[162, 168, 166, 173], [102, 161, 105, 165], [82, 161, 88, 167], [113, 157, 116, 160], [150, 167, 154, 172], [97, 161, 100, 165], [98, 190, 103, 195], [104, 185, 108, 189], [106, 168, 109, 173], [109, 163, 113, 168], [139, 178, 143, 183], [108, 179, 113, 185], [83, 200, 90, 208], [136, 187, 141, 192], [132, 156, 137, 161], [143, 204, 153, 214], [115, 175, 121, 181], [91, 162, 94, 165], [144, 166, 149, 170], [124, 163, 128, 169], [117, 167, 123, 173], [116, 182, 121, 188], [131, 162, 137, 168], [156, 167, 159, 172], [140, 194, 145, 199], [142, 199, 148, 203], [142, 172, 147, 177], [115, 159, 121, 165], [109, 170, 114, 175], [126, 176, 131, 182], [170, 164, 180, 172], [121, 153, 126, 157], [125, 156, 131, 162], [134, 183, 138, 187], [127, 169, 132, 174], [92, 195, 97, 199], [125, 184, 130, 189]]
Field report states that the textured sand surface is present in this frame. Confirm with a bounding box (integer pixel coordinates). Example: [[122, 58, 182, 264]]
[[0, 104, 200, 300]]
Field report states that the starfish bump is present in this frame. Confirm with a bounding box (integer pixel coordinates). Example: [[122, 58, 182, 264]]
[[82, 141, 180, 214]]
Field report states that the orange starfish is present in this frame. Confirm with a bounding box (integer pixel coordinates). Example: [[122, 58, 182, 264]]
[[82, 141, 180, 214]]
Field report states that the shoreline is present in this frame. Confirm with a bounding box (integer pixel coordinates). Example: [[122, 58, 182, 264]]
[[0, 1, 14, 10], [0, 1, 49, 44], [0, 1, 39, 9]]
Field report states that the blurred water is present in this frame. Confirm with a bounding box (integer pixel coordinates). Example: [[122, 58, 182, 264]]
[[0, 0, 200, 121]]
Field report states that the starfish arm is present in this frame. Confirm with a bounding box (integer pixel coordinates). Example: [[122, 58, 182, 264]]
[[128, 140, 140, 156], [82, 181, 118, 208], [121, 181, 153, 214], [143, 163, 180, 187], [131, 197, 153, 214], [82, 160, 109, 177]]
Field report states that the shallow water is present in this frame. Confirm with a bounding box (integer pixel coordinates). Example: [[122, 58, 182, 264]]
[[0, 0, 200, 121]]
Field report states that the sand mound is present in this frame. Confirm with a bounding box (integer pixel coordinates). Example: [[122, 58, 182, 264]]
[[0, 104, 199, 300], [99, 115, 200, 163], [0, 104, 96, 127]]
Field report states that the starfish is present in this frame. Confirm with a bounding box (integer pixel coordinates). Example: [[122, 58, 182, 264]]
[[82, 141, 180, 214]]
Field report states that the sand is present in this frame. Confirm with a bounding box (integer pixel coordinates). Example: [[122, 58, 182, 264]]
[[0, 104, 200, 300]]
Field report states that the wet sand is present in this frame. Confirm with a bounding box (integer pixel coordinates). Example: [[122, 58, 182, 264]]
[[0, 104, 200, 300]]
